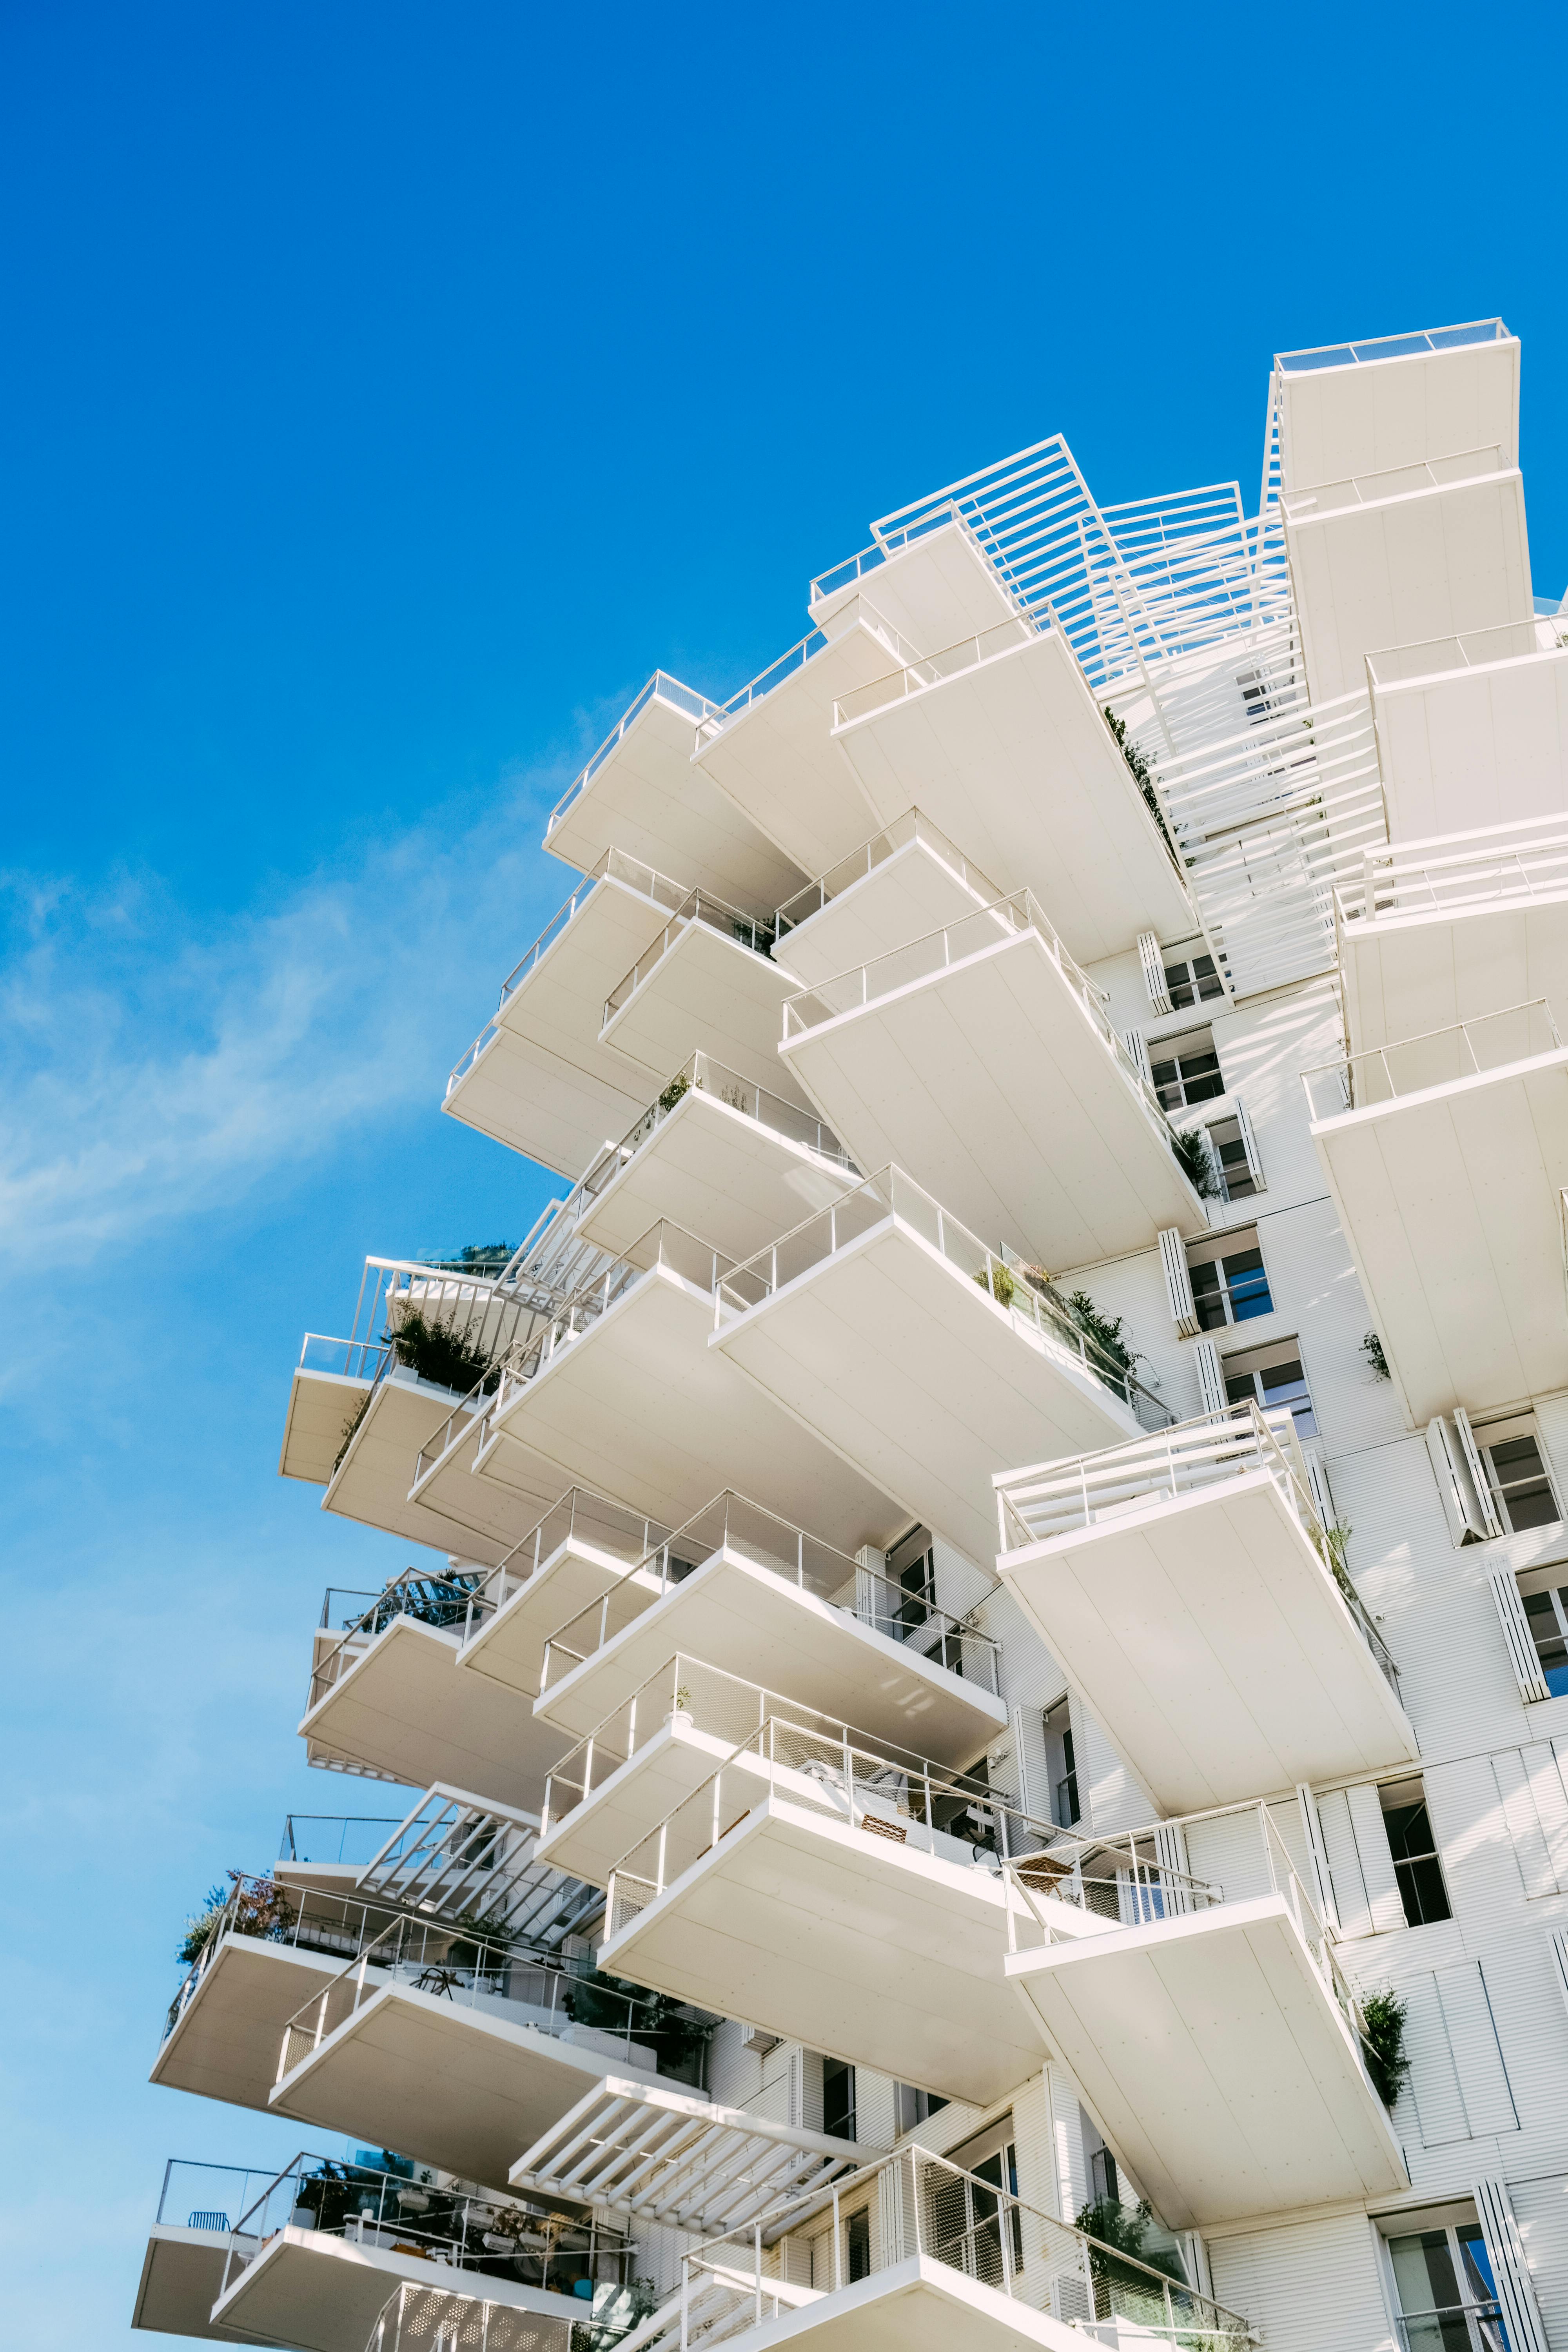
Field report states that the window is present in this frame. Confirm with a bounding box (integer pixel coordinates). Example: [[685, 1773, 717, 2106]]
[[940, 2122, 1022, 2278], [1090, 2147, 1120, 2205], [1380, 1779, 1452, 1927], [1520, 1569, 1568, 1695], [1188, 1228, 1272, 1329], [822, 2057, 856, 2141], [1388, 2220, 1508, 2352], [845, 2205, 871, 2283], [1207, 1114, 1257, 1200], [1163, 952, 1224, 1010], [1044, 1697, 1080, 1829], [893, 1541, 935, 1637], [1222, 1338, 1318, 1440], [1472, 1416, 1561, 1535], [895, 2083, 949, 2132], [1151, 1028, 1225, 1113]]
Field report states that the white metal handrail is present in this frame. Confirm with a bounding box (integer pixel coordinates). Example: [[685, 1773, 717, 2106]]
[[603, 886, 779, 1025], [306, 1566, 485, 1713], [1364, 612, 1568, 689], [693, 603, 923, 741], [1337, 819, 1568, 928], [491, 1223, 738, 1421], [574, 1053, 854, 1207], [1275, 318, 1508, 373], [459, 1490, 674, 1643], [1303, 997, 1564, 1121], [546, 673, 722, 836], [831, 612, 1038, 730], [773, 806, 1003, 937], [1280, 443, 1508, 521]]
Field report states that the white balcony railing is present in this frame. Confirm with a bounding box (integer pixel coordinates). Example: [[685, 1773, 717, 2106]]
[[457, 1490, 675, 1642], [715, 1165, 1172, 1433], [692, 605, 922, 746], [306, 1566, 487, 1714], [545, 673, 722, 838], [603, 889, 780, 1027], [645, 2142, 1255, 2352], [1274, 318, 1509, 375], [1279, 444, 1509, 523], [831, 612, 1039, 731], [1364, 612, 1568, 690], [1337, 818, 1568, 929], [1302, 998, 1564, 1121], [995, 1403, 1399, 1693], [535, 1488, 1000, 1700], [575, 1053, 855, 1209], [774, 806, 1002, 940]]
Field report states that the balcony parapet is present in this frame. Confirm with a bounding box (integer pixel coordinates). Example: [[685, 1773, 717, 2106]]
[[493, 1222, 737, 1418], [576, 1050, 855, 1216], [601, 884, 780, 1029], [546, 672, 721, 841], [1364, 611, 1568, 693], [308, 1566, 486, 1717], [774, 804, 1003, 942], [831, 612, 1040, 732], [1337, 817, 1568, 933], [1303, 997, 1564, 1120], [1275, 318, 1509, 375], [459, 1488, 674, 1640], [1280, 442, 1512, 522], [693, 604, 924, 750]]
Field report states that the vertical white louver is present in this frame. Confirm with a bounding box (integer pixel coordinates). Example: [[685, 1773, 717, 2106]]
[[1345, 1783, 1409, 1933], [1473, 2177, 1550, 2352], [1234, 1096, 1266, 1191], [1301, 1446, 1336, 1531], [1426, 1416, 1490, 1546], [1549, 1929, 1568, 2026], [1123, 1025, 1153, 1082], [1193, 1336, 1227, 1417], [855, 1544, 890, 1634], [1153, 1820, 1193, 1913], [1490, 1569, 1551, 1704], [1454, 1407, 1504, 1537], [1138, 931, 1172, 1014], [1160, 1228, 1199, 1337], [1297, 1782, 1339, 1930]]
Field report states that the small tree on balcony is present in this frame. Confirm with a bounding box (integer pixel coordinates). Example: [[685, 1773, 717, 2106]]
[[1361, 1987, 1412, 2107], [1170, 1123, 1222, 1198], [388, 1309, 497, 1397], [1074, 2196, 1185, 2288]]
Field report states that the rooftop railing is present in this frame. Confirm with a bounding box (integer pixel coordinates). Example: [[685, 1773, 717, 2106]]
[[318, 1586, 381, 1632], [307, 1566, 487, 1713], [445, 846, 691, 1098], [995, 1402, 1399, 1694], [650, 2142, 1255, 2352], [577, 1053, 855, 1211], [546, 673, 723, 838], [535, 1488, 1000, 1700], [602, 887, 779, 1027], [713, 1166, 1172, 1434], [279, 1814, 407, 1867], [1302, 997, 1564, 1121], [1337, 819, 1568, 929], [1275, 319, 1508, 373], [1364, 612, 1568, 690], [773, 806, 1003, 938], [1279, 443, 1508, 521], [459, 1489, 674, 1644], [831, 611, 1038, 731]]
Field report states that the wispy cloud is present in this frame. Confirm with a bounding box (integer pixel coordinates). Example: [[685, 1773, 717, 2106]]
[[0, 774, 575, 1261]]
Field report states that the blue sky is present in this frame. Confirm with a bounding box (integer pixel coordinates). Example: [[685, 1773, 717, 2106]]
[[3, 2, 1564, 2341]]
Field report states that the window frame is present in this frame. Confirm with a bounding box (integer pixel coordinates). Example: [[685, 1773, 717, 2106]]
[[1220, 1335, 1319, 1440], [1187, 1225, 1273, 1330], [1379, 1777, 1453, 1929], [1470, 1414, 1562, 1536]]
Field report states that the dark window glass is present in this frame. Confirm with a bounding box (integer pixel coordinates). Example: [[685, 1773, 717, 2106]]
[[822, 2058, 856, 2141], [896, 1549, 934, 1638], [1190, 1247, 1271, 1330], [1260, 1358, 1318, 1439], [1151, 1044, 1225, 1112], [1090, 2146, 1119, 2204], [1383, 1799, 1452, 1926], [1524, 1589, 1568, 1695], [846, 2205, 871, 2283], [1215, 1129, 1256, 1198], [1057, 1726, 1080, 1829], [1164, 956, 1225, 1009], [1486, 1435, 1559, 1532]]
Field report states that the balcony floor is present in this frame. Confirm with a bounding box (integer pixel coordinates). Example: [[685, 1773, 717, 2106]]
[[280, 1366, 374, 1486], [780, 926, 1201, 1272], [150, 1935, 346, 2112], [773, 829, 998, 992], [321, 1371, 506, 1556], [713, 1213, 1140, 1570], [831, 626, 1195, 964], [1005, 1895, 1408, 2228], [577, 1087, 858, 1267], [477, 1263, 902, 1552], [211, 2225, 586, 2352], [599, 1793, 1062, 2107], [601, 920, 816, 1107], [1310, 1047, 1568, 1419], [299, 1614, 564, 1811], [998, 1470, 1417, 1816], [268, 1980, 666, 2191], [459, 1542, 667, 1705], [131, 2228, 234, 2341]]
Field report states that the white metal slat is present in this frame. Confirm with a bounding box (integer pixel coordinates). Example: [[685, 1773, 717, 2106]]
[[1402, 1972, 1472, 2147], [1490, 1570, 1552, 1704], [1426, 1416, 1488, 1546], [1436, 1961, 1520, 2137], [1193, 1336, 1226, 1416], [1234, 1096, 1267, 1191], [1138, 931, 1173, 1014], [1492, 1749, 1559, 1899], [1160, 1228, 1199, 1337], [1454, 1407, 1505, 1538], [1474, 2176, 1550, 2352], [1345, 1783, 1408, 1933]]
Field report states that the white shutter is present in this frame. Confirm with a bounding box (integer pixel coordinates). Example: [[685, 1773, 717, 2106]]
[[1345, 1782, 1409, 1933], [1426, 1415, 1489, 1545], [1301, 1445, 1336, 1531], [1549, 1929, 1568, 2026], [1315, 1788, 1374, 1938], [1298, 1782, 1339, 1929], [1491, 1570, 1551, 1703], [1123, 1025, 1153, 1082], [1474, 2176, 1549, 2352], [1438, 1969, 1519, 2133], [1138, 931, 1172, 1014], [1193, 1337, 1226, 1417], [855, 1545, 892, 1636], [1492, 1744, 1568, 1895], [1454, 1407, 1504, 1537], [1159, 1228, 1198, 1337], [1234, 1096, 1266, 1191], [1153, 1820, 1193, 1914]]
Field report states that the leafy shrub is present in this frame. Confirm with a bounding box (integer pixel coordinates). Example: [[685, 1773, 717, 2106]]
[[390, 1309, 497, 1397], [1102, 708, 1180, 861], [974, 1263, 1016, 1308], [177, 1872, 295, 1966], [1074, 2196, 1185, 2283], [657, 1071, 691, 1114], [1170, 1123, 1222, 1198], [1065, 1290, 1134, 1377], [1362, 1330, 1390, 1381], [1361, 1987, 1411, 2107], [565, 1965, 716, 2072]]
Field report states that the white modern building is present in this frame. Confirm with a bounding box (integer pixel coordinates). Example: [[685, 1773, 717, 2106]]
[[138, 317, 1568, 2352]]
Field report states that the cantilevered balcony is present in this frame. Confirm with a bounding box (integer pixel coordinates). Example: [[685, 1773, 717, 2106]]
[[132, 2157, 286, 2343], [537, 1654, 1003, 1886], [1274, 318, 1518, 488], [827, 615, 1197, 962], [712, 1168, 1169, 1570], [690, 601, 918, 876], [457, 1489, 673, 1711], [442, 848, 695, 1178], [1366, 616, 1568, 839], [532, 1490, 1004, 1763], [1001, 1801, 1409, 2227], [300, 1566, 568, 1803], [361, 2278, 660, 2352], [599, 887, 817, 1106], [1337, 816, 1568, 1059], [269, 1915, 705, 2189], [616, 2142, 1257, 2352], [543, 671, 807, 907], [1281, 445, 1533, 708], [470, 1220, 903, 1550], [809, 512, 1025, 647], [599, 1719, 1107, 2106], [993, 1405, 1417, 1816], [777, 895, 1204, 1269], [572, 1053, 858, 1265], [772, 808, 1004, 990], [1303, 1000, 1568, 1419]]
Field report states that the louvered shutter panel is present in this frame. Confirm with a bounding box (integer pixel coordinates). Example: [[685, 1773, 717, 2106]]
[[1234, 1096, 1266, 1191], [1138, 931, 1172, 1014], [1315, 1788, 1373, 1938], [1549, 1929, 1568, 2025], [1474, 2176, 1549, 2352], [1297, 1783, 1339, 1930], [1193, 1337, 1226, 1417], [1426, 1416, 1488, 1545], [1160, 1229, 1198, 1337], [1454, 1407, 1504, 1537], [1301, 1446, 1336, 1531], [1153, 1820, 1193, 1914], [1345, 1782, 1409, 1933], [1491, 1570, 1551, 1703], [1123, 1025, 1153, 1082]]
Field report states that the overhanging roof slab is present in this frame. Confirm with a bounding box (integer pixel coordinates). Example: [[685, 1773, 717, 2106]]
[[1309, 1051, 1568, 1421], [780, 929, 1201, 1271], [712, 1212, 1142, 1568], [600, 1795, 1047, 2106], [477, 1265, 902, 1552], [599, 921, 816, 1106], [299, 1615, 565, 1811], [831, 627, 1196, 963], [997, 1471, 1417, 1817], [150, 1936, 345, 2112], [211, 2225, 584, 2352], [321, 1372, 496, 1555], [773, 828, 1001, 993], [1005, 1896, 1408, 2228], [575, 1086, 858, 1266], [268, 1982, 664, 2192], [281, 1367, 373, 1486], [535, 1545, 1005, 1761]]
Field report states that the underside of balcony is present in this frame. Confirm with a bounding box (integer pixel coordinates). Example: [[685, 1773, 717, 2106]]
[[131, 2228, 235, 2342], [319, 1372, 504, 1555], [460, 1545, 667, 1708], [1340, 863, 1568, 1060], [1370, 626, 1568, 840], [779, 924, 1201, 1271], [1005, 1896, 1408, 2228], [810, 517, 1022, 647], [210, 2225, 586, 2352], [403, 1403, 563, 1561], [772, 817, 1002, 992], [997, 1468, 1417, 1815], [600, 1793, 1065, 2107], [830, 625, 1196, 963], [151, 1936, 345, 2112], [626, 2256, 1101, 2352], [281, 1365, 374, 1486]]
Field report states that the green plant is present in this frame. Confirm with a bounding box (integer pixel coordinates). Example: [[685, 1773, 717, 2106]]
[[974, 1262, 1016, 1308], [176, 1882, 232, 1966], [1362, 1331, 1390, 1381], [564, 1965, 716, 2072], [1310, 1520, 1360, 1610], [672, 1684, 692, 1713], [657, 1071, 691, 1114], [1170, 1123, 1222, 1198], [389, 1309, 497, 1397], [334, 1393, 372, 1472], [1360, 1987, 1411, 2107], [177, 1871, 295, 1966], [1102, 708, 1180, 862], [1074, 2196, 1184, 2284], [1065, 1289, 1134, 1378]]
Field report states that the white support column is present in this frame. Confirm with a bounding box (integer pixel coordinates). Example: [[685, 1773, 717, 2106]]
[[1490, 1569, 1551, 1704], [1473, 2176, 1549, 2352], [1160, 1229, 1198, 1338]]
